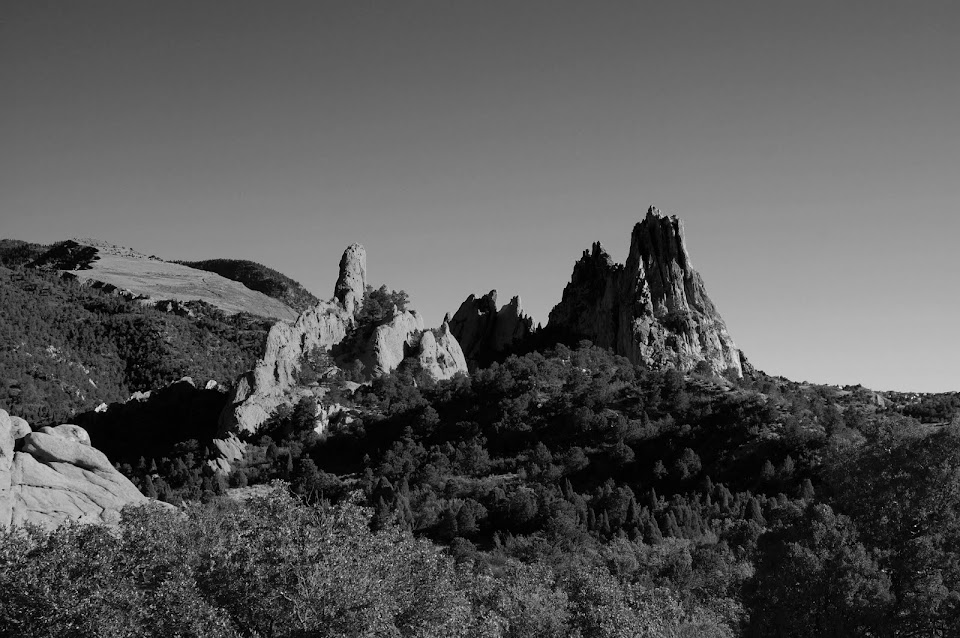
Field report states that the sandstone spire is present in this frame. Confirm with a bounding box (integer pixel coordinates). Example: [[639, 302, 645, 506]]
[[548, 206, 743, 376], [334, 243, 367, 316]]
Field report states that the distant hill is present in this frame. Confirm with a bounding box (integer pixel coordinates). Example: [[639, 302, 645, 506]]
[[29, 240, 299, 321], [177, 258, 319, 313]]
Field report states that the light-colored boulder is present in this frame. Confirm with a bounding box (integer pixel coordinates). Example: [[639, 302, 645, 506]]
[[9, 415, 30, 439], [0, 416, 149, 529]]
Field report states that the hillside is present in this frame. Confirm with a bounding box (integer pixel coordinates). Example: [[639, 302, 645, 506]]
[[30, 240, 299, 321], [177, 258, 319, 313], [0, 264, 270, 424]]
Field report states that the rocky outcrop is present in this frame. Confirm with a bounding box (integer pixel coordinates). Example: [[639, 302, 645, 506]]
[[548, 206, 743, 376], [219, 299, 351, 434], [334, 244, 367, 317], [417, 322, 469, 380], [219, 244, 468, 438], [449, 291, 534, 365], [0, 409, 150, 529], [359, 309, 425, 376]]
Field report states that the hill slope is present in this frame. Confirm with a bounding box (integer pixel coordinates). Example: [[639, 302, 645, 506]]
[[177, 258, 319, 313]]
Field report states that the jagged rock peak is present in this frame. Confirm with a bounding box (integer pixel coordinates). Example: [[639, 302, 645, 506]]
[[449, 289, 534, 365], [334, 243, 367, 316], [548, 205, 743, 377]]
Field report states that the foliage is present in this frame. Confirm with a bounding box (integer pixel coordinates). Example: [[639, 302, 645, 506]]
[[0, 489, 729, 637]]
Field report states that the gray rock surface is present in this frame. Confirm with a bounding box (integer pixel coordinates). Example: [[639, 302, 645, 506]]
[[0, 410, 149, 529], [449, 290, 534, 364], [548, 206, 743, 376]]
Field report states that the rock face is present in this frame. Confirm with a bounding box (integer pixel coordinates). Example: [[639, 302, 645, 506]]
[[0, 409, 149, 529], [334, 244, 367, 317], [417, 322, 469, 380], [219, 244, 468, 439], [449, 291, 534, 365], [548, 206, 743, 376], [359, 309, 426, 376]]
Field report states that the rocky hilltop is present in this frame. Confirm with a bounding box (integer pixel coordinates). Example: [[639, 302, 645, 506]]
[[0, 409, 150, 528], [549, 206, 744, 376], [218, 244, 467, 441], [449, 290, 534, 366]]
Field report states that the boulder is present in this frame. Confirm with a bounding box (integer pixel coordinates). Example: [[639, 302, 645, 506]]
[[9, 415, 30, 439], [0, 411, 149, 529], [548, 206, 743, 376]]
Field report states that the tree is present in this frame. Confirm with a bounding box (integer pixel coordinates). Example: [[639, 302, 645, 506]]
[[748, 504, 893, 637]]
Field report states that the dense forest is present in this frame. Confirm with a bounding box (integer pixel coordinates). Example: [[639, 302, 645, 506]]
[[2, 276, 958, 636]]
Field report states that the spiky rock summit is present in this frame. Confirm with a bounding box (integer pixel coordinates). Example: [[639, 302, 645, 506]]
[[549, 206, 745, 376]]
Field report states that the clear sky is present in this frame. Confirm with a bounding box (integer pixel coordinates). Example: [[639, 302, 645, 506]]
[[2, 1, 958, 392]]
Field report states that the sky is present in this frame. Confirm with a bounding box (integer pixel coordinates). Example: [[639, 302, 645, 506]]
[[2, 1, 958, 392]]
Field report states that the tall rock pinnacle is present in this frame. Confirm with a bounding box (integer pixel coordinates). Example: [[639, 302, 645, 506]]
[[548, 206, 744, 376], [334, 243, 367, 316]]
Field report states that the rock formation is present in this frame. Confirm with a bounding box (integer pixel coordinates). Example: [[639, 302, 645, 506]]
[[417, 322, 469, 380], [218, 245, 468, 442], [359, 308, 426, 376], [334, 243, 367, 317], [548, 206, 743, 376], [220, 300, 352, 434], [449, 291, 534, 365], [0, 409, 150, 529]]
